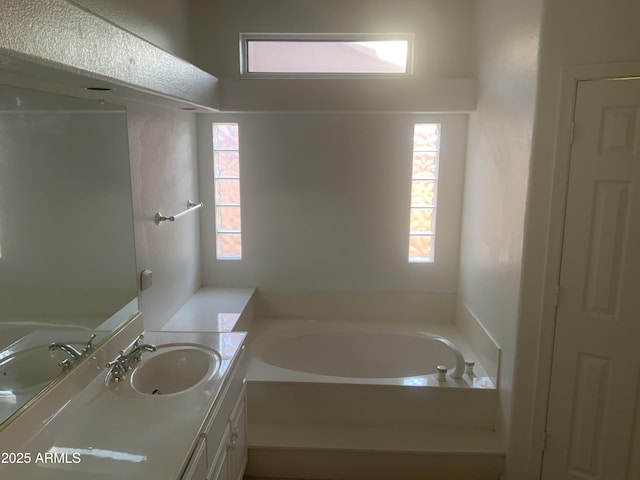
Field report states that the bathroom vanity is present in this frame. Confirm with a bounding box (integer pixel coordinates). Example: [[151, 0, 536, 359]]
[[0, 326, 247, 480], [180, 340, 248, 480]]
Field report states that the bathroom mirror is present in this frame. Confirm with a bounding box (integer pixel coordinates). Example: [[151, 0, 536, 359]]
[[0, 84, 138, 426]]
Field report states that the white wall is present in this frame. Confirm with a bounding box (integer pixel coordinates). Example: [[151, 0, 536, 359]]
[[194, 0, 473, 78], [456, 0, 542, 459], [198, 112, 467, 323], [191, 0, 476, 112], [510, 1, 640, 478]]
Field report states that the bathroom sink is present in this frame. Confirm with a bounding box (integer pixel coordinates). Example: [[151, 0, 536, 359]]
[[0, 346, 71, 393], [129, 344, 221, 396]]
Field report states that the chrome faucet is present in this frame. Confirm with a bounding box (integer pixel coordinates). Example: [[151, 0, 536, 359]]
[[49, 333, 98, 361], [106, 334, 157, 383], [49, 343, 83, 360]]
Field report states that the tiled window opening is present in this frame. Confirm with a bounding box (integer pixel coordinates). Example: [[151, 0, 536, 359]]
[[213, 123, 242, 260], [409, 123, 440, 263]]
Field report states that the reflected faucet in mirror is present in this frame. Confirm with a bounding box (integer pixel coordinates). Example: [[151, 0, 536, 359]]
[[49, 333, 97, 360]]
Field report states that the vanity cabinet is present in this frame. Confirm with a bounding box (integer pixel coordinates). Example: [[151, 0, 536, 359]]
[[208, 428, 230, 480], [207, 389, 247, 480], [181, 349, 247, 480], [227, 389, 248, 480], [207, 385, 247, 480], [182, 438, 208, 480]]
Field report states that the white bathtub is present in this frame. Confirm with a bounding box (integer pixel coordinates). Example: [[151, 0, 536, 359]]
[[246, 319, 493, 388]]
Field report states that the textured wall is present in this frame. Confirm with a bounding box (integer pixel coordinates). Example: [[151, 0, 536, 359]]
[[456, 0, 542, 460], [0, 0, 217, 108], [71, 0, 193, 61]]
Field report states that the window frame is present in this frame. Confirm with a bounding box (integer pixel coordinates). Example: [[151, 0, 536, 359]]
[[213, 122, 243, 261], [239, 33, 414, 78], [408, 122, 441, 264]]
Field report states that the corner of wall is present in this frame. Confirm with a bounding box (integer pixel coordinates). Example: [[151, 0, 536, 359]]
[[454, 297, 501, 387]]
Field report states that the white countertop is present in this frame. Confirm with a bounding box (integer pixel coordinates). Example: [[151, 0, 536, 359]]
[[0, 330, 246, 480], [161, 288, 254, 333]]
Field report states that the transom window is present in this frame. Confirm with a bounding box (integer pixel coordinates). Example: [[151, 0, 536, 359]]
[[213, 123, 242, 260], [408, 123, 440, 263], [241, 34, 412, 76]]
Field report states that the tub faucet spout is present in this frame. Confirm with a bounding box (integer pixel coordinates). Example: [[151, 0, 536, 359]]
[[433, 337, 465, 379]]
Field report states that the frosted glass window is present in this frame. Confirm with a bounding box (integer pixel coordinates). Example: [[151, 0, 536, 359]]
[[409, 124, 440, 263], [409, 208, 435, 234], [242, 35, 412, 75], [213, 123, 242, 260]]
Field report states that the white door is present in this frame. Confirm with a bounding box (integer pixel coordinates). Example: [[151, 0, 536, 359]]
[[542, 78, 640, 479]]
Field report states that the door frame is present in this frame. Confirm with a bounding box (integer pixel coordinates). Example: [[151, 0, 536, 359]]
[[514, 61, 640, 480]]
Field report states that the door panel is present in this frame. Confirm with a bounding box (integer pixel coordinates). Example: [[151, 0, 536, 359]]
[[542, 78, 640, 480]]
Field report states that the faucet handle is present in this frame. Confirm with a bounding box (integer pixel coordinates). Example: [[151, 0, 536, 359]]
[[83, 333, 97, 354], [437, 365, 448, 382], [58, 358, 73, 371], [105, 350, 126, 368], [464, 360, 475, 376], [105, 357, 121, 369], [105, 350, 128, 382]]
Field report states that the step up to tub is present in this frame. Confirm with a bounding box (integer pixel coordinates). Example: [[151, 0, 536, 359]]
[[248, 381, 497, 430], [246, 382, 503, 479], [247, 424, 504, 480]]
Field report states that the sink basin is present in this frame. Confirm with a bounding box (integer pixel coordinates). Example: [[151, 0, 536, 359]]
[[0, 346, 71, 393], [129, 344, 221, 396]]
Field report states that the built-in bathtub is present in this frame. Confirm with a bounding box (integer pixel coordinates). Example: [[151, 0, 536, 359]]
[[247, 319, 493, 387], [245, 319, 503, 480]]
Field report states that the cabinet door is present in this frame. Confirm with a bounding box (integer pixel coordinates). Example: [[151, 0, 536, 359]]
[[182, 437, 207, 480], [228, 386, 247, 480], [207, 425, 230, 480]]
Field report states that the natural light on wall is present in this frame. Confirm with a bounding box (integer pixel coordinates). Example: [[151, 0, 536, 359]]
[[213, 123, 242, 260], [409, 123, 440, 263], [242, 35, 411, 75]]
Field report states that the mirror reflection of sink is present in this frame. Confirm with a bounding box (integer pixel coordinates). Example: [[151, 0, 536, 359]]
[[128, 344, 221, 396], [0, 346, 72, 393]]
